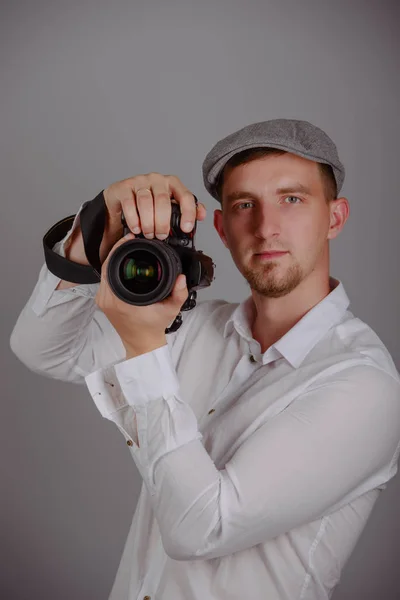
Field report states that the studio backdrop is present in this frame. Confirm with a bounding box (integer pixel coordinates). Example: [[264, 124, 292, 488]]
[[2, 0, 399, 598]]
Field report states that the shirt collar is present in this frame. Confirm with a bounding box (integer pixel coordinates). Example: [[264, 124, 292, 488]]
[[223, 277, 350, 368]]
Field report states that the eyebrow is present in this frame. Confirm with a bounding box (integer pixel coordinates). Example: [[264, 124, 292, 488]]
[[224, 183, 313, 204]]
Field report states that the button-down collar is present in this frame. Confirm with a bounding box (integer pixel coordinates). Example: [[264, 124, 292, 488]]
[[223, 276, 350, 368]]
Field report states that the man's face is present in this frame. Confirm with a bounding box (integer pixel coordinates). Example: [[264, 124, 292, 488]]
[[213, 152, 341, 298]]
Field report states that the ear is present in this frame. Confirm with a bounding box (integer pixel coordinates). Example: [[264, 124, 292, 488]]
[[213, 208, 229, 248], [327, 197, 350, 240]]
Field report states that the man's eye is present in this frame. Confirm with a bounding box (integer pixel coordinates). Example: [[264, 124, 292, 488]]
[[236, 202, 254, 209], [284, 196, 301, 204]]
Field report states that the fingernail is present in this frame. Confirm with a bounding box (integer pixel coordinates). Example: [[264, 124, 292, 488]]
[[177, 275, 186, 289], [182, 221, 193, 232], [124, 233, 135, 239], [132, 227, 141, 234]]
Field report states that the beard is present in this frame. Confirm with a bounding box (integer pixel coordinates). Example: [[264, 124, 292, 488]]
[[238, 254, 304, 298]]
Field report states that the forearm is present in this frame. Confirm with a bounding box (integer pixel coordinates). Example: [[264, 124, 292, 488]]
[[123, 342, 169, 447]]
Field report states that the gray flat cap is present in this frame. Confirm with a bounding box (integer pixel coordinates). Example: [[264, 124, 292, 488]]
[[202, 118, 345, 202]]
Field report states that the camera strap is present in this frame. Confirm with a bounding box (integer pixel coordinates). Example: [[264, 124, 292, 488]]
[[42, 190, 106, 284]]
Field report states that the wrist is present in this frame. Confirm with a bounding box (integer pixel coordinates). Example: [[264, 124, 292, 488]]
[[123, 335, 167, 359], [64, 227, 91, 266]]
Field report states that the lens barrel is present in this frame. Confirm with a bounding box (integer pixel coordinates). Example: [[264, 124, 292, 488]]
[[107, 238, 182, 306]]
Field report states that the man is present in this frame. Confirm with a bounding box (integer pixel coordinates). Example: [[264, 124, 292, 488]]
[[10, 119, 400, 600]]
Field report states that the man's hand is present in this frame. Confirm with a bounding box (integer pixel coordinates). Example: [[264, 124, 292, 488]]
[[94, 234, 189, 359], [57, 173, 206, 290], [103, 173, 206, 251]]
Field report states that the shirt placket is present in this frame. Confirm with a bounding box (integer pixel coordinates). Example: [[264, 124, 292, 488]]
[[199, 340, 259, 427], [135, 535, 168, 600]]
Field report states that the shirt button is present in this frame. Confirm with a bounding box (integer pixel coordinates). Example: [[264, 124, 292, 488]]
[[127, 440, 133, 446], [208, 409, 215, 415], [249, 354, 257, 363], [143, 596, 151, 600]]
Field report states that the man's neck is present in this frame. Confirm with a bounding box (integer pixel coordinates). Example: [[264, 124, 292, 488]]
[[250, 275, 333, 354]]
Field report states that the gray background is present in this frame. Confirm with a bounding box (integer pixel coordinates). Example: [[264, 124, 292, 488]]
[[2, 0, 400, 598]]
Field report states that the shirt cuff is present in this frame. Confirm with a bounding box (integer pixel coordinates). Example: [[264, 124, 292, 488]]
[[84, 345, 203, 496], [114, 345, 180, 405]]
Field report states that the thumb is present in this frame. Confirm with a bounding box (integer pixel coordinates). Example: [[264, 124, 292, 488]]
[[160, 274, 188, 312], [169, 274, 188, 304], [176, 274, 187, 290]]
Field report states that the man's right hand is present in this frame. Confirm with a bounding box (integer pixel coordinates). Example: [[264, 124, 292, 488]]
[[103, 173, 207, 244]]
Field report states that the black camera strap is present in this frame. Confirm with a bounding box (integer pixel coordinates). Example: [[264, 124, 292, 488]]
[[43, 190, 106, 284]]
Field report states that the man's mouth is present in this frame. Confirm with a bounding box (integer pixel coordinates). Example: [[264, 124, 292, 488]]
[[255, 251, 288, 259]]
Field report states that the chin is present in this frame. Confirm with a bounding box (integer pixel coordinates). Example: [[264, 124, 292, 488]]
[[242, 263, 304, 298]]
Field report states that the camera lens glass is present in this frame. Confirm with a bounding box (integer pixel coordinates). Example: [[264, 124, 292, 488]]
[[120, 250, 162, 294]]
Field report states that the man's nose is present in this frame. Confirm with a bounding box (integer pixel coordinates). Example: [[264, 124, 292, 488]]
[[253, 205, 281, 239]]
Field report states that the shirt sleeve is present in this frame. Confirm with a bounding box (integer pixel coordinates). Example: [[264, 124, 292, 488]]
[[84, 345, 203, 489], [10, 202, 126, 383], [84, 348, 400, 562]]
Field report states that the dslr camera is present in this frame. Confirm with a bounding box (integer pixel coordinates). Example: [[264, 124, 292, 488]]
[[106, 198, 215, 332]]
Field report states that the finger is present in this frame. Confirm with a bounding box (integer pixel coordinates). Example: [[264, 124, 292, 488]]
[[120, 189, 141, 234], [167, 176, 197, 232], [151, 183, 173, 240], [135, 187, 155, 238], [196, 202, 207, 221]]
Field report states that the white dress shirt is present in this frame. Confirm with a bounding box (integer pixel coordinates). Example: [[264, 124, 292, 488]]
[[10, 208, 400, 600]]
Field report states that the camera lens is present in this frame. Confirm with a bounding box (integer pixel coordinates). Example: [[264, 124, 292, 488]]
[[107, 238, 181, 305], [121, 251, 162, 294]]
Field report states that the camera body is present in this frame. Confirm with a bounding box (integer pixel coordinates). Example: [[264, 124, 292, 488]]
[[106, 201, 215, 331]]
